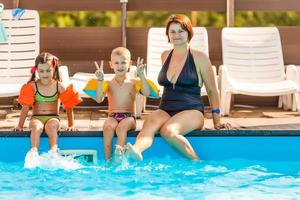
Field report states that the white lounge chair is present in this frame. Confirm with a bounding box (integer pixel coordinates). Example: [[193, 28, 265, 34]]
[[137, 27, 218, 115], [220, 27, 299, 115], [0, 9, 39, 98]]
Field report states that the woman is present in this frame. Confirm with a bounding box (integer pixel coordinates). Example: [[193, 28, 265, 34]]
[[126, 14, 230, 161]]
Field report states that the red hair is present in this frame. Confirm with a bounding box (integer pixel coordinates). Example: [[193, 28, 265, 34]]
[[166, 14, 194, 42]]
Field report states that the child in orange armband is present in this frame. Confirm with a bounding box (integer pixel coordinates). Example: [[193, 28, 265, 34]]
[[83, 47, 159, 162], [15, 52, 82, 167]]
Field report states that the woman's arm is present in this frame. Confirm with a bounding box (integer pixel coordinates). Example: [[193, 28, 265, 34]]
[[193, 51, 229, 129]]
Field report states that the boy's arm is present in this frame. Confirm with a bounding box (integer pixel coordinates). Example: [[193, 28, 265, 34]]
[[136, 57, 150, 96], [95, 61, 105, 103], [95, 80, 105, 103], [15, 106, 30, 131]]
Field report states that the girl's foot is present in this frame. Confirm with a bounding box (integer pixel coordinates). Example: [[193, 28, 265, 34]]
[[24, 148, 39, 168]]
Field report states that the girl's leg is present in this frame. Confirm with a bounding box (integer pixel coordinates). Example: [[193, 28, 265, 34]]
[[160, 110, 204, 160], [29, 119, 44, 151], [103, 117, 118, 161], [44, 118, 60, 151], [126, 109, 170, 160]]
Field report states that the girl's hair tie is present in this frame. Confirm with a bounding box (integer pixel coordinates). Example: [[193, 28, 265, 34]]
[[51, 57, 58, 68], [30, 66, 37, 74]]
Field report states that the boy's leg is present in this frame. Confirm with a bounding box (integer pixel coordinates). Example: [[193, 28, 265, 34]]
[[44, 118, 60, 151], [115, 117, 136, 147], [103, 117, 118, 161], [29, 118, 44, 151]]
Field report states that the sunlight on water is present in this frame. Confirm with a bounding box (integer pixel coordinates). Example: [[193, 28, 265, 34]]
[[1, 157, 300, 200]]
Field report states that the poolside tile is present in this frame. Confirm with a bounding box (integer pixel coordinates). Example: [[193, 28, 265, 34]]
[[0, 107, 299, 131]]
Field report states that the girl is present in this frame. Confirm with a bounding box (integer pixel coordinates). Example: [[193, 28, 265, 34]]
[[15, 52, 82, 162]]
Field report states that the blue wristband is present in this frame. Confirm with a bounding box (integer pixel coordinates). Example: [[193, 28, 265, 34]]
[[212, 108, 220, 114]]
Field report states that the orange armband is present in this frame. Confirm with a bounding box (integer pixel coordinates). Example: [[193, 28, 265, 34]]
[[18, 84, 35, 107], [59, 84, 82, 109]]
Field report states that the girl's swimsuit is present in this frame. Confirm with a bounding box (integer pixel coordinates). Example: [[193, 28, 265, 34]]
[[31, 81, 59, 124], [157, 49, 204, 116]]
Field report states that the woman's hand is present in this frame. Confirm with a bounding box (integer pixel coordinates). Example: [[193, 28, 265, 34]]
[[136, 57, 146, 77], [95, 60, 104, 81], [214, 122, 231, 130]]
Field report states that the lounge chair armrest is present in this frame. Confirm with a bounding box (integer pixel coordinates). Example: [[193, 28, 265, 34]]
[[219, 65, 229, 81], [59, 65, 71, 85], [129, 65, 137, 78], [285, 64, 299, 85], [219, 65, 232, 92]]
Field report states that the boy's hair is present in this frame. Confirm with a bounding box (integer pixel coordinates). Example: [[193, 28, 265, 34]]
[[111, 47, 131, 61], [29, 52, 61, 83]]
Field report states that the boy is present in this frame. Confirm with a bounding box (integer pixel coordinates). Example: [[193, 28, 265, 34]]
[[84, 47, 158, 161]]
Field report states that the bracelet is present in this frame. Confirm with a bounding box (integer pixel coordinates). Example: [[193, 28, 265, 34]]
[[212, 108, 220, 114]]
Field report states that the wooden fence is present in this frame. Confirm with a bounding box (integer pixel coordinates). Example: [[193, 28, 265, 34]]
[[2, 0, 300, 106]]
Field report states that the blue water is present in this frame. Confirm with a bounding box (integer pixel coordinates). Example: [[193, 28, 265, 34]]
[[1, 156, 300, 200]]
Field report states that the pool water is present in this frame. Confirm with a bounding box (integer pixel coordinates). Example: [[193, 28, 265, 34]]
[[1, 154, 300, 200]]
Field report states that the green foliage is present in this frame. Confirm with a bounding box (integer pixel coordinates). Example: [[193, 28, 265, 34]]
[[39, 11, 300, 28], [39, 11, 121, 27], [236, 11, 300, 26]]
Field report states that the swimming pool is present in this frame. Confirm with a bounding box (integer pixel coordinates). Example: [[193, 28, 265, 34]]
[[0, 130, 300, 199]]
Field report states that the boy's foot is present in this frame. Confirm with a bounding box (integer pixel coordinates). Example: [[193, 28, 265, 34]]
[[24, 149, 40, 168], [114, 145, 124, 163], [48, 148, 59, 158], [125, 143, 143, 161]]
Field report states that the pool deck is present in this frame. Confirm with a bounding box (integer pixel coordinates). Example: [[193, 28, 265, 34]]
[[0, 106, 299, 131]]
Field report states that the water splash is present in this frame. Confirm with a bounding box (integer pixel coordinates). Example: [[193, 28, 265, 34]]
[[24, 151, 82, 170]]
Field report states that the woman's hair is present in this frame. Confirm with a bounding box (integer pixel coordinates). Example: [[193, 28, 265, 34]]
[[28, 52, 60, 83], [165, 14, 194, 42]]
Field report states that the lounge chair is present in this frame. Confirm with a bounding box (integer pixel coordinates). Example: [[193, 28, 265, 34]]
[[0, 9, 39, 98], [220, 27, 299, 115]]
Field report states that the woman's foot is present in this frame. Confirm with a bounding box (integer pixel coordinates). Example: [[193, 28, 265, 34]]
[[125, 143, 143, 161]]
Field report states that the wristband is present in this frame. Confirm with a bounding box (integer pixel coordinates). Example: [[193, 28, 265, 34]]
[[212, 108, 220, 114]]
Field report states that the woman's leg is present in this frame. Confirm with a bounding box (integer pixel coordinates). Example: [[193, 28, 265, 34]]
[[103, 117, 118, 161], [160, 110, 204, 160], [29, 119, 44, 151], [126, 109, 170, 160], [44, 118, 60, 151], [115, 117, 136, 147]]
